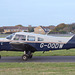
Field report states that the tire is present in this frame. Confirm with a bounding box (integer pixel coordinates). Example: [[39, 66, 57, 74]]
[[22, 54, 28, 61]]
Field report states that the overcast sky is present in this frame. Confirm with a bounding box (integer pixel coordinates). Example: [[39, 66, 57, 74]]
[[0, 0, 75, 27]]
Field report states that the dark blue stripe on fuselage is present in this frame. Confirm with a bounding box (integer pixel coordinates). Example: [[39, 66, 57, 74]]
[[0, 42, 12, 51], [26, 42, 75, 51], [0, 41, 75, 51]]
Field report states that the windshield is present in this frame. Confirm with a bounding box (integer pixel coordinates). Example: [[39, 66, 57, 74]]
[[6, 33, 15, 40]]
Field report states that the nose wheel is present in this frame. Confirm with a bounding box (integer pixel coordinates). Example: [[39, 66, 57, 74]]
[[22, 54, 28, 61], [22, 51, 33, 61]]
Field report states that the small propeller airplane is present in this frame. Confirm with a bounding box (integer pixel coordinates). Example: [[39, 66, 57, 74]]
[[0, 32, 74, 60]]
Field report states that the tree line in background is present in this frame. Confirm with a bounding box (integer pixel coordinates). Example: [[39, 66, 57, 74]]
[[0, 23, 75, 34], [16, 23, 75, 34], [49, 23, 75, 34], [28, 23, 75, 34]]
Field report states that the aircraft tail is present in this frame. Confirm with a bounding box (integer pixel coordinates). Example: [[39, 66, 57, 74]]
[[67, 35, 75, 43]]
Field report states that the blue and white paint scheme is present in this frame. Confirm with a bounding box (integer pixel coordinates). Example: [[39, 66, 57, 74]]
[[0, 32, 75, 60]]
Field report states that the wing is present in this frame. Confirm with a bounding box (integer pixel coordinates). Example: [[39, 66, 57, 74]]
[[10, 42, 37, 52]]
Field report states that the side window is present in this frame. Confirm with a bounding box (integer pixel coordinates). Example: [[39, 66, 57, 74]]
[[14, 35, 26, 41], [27, 36, 35, 41], [38, 37, 44, 41]]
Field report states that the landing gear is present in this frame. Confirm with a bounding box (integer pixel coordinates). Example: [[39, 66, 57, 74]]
[[22, 51, 33, 61], [22, 54, 28, 61]]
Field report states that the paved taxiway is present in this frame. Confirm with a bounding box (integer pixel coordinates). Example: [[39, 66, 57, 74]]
[[0, 56, 75, 62]]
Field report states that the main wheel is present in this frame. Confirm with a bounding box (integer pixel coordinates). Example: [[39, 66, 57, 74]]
[[22, 54, 28, 61]]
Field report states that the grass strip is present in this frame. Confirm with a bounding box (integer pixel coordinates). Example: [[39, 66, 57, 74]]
[[0, 49, 75, 57], [0, 62, 75, 75]]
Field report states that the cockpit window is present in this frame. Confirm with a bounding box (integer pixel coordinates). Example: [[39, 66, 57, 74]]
[[38, 37, 44, 41], [27, 36, 35, 41], [6, 33, 15, 40], [14, 34, 26, 41]]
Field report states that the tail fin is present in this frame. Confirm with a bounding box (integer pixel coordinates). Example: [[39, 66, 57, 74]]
[[67, 35, 75, 43]]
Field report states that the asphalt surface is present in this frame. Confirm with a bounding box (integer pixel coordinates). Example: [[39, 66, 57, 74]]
[[0, 56, 75, 62]]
